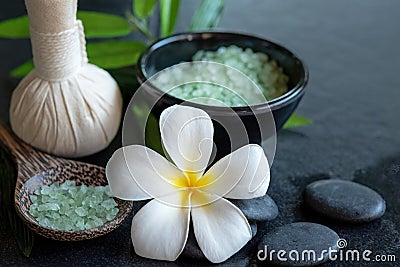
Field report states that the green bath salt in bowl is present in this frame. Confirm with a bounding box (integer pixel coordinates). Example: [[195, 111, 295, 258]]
[[136, 32, 308, 159], [152, 45, 289, 107]]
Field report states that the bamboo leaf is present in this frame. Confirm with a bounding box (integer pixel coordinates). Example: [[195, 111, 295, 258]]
[[126, 13, 156, 42], [0, 149, 13, 229], [0, 12, 131, 39], [131, 105, 164, 157], [160, 0, 180, 37], [87, 41, 147, 69], [109, 67, 138, 91], [0, 148, 34, 257], [133, 0, 158, 19], [8, 209, 34, 257], [11, 41, 147, 77], [77, 11, 132, 38], [283, 114, 312, 129], [190, 0, 225, 31], [145, 114, 164, 156], [108, 67, 140, 105], [0, 16, 30, 39], [10, 60, 34, 78]]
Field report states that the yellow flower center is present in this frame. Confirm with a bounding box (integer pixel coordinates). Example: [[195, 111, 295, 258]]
[[172, 170, 214, 189], [167, 170, 218, 207]]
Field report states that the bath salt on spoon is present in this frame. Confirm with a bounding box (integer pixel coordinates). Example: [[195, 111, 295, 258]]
[[10, 0, 122, 157]]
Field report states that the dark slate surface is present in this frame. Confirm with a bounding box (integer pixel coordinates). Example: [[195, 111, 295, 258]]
[[1, 0, 400, 266]]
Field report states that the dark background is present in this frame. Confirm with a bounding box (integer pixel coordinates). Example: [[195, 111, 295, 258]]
[[1, 1, 399, 266]]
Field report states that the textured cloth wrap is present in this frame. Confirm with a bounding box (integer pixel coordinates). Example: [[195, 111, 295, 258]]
[[30, 21, 87, 80], [10, 0, 122, 157]]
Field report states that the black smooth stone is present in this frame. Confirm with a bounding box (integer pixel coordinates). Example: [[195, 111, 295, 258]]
[[250, 221, 258, 237], [257, 222, 339, 266], [181, 221, 257, 261], [304, 179, 386, 222], [181, 230, 204, 261], [230, 194, 279, 222]]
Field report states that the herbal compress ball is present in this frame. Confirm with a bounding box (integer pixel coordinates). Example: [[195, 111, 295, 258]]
[[10, 0, 122, 157]]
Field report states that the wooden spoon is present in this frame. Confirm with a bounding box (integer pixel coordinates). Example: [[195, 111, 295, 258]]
[[0, 122, 133, 241]]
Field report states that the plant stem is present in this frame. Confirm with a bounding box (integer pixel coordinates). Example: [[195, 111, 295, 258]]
[[126, 12, 156, 43]]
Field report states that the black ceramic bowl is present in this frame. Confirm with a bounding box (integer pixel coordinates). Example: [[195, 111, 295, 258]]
[[136, 32, 308, 157]]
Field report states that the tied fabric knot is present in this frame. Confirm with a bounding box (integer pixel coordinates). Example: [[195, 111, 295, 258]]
[[30, 20, 88, 81], [10, 0, 123, 158]]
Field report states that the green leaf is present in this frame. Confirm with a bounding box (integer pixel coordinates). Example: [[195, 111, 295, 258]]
[[145, 114, 164, 156], [133, 0, 158, 19], [87, 41, 147, 69], [0, 148, 34, 257], [108, 67, 140, 105], [283, 114, 312, 129], [8, 208, 34, 257], [0, 12, 131, 39], [0, 149, 13, 229], [10, 60, 34, 78], [126, 13, 156, 42], [130, 104, 164, 156], [0, 16, 29, 39], [190, 0, 225, 31], [10, 41, 147, 78], [160, 0, 180, 37], [109, 67, 138, 91], [77, 11, 131, 38]]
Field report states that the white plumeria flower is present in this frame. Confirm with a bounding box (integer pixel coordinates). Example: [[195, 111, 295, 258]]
[[106, 105, 270, 263]]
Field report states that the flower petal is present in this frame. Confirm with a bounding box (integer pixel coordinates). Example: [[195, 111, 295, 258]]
[[191, 195, 252, 263], [200, 144, 270, 199], [131, 195, 190, 261], [160, 105, 213, 174], [106, 145, 185, 200]]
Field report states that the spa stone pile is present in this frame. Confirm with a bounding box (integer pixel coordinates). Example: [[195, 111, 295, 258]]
[[257, 179, 386, 266]]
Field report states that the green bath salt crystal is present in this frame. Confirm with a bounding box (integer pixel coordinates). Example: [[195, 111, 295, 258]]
[[28, 181, 119, 231], [153, 45, 289, 107]]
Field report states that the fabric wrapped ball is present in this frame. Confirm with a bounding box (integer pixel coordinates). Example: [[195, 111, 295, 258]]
[[10, 63, 122, 157]]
